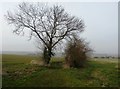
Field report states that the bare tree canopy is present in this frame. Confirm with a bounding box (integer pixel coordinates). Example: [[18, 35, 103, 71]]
[[5, 2, 85, 64]]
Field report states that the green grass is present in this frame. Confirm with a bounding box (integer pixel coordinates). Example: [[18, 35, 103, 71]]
[[2, 54, 119, 87]]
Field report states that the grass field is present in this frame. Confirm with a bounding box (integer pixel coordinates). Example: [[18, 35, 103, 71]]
[[2, 54, 119, 87]]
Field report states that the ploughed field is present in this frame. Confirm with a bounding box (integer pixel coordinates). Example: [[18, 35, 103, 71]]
[[2, 54, 119, 87]]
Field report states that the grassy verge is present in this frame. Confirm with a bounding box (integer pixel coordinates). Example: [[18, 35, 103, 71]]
[[2, 54, 119, 87]]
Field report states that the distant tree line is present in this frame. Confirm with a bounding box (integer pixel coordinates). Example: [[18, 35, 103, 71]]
[[93, 56, 118, 59]]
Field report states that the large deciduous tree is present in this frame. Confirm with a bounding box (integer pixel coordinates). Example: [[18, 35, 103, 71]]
[[5, 2, 84, 64]]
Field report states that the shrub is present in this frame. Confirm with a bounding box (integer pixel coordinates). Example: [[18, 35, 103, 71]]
[[65, 36, 92, 68], [94, 57, 99, 58], [101, 57, 105, 58]]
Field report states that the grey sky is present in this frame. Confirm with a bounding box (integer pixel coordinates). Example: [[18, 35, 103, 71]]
[[0, 2, 118, 55]]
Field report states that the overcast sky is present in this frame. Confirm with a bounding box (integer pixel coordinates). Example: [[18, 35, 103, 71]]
[[0, 1, 118, 55]]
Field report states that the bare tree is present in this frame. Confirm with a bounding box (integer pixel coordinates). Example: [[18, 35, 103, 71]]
[[5, 2, 84, 64]]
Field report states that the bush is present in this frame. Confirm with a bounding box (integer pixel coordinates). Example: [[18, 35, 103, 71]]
[[94, 57, 99, 58], [65, 36, 92, 68]]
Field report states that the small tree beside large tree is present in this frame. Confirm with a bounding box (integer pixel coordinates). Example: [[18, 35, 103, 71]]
[[5, 2, 84, 65], [64, 35, 92, 68]]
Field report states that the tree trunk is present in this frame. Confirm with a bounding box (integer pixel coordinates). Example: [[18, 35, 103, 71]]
[[47, 48, 52, 64], [43, 47, 52, 65], [43, 38, 53, 65]]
